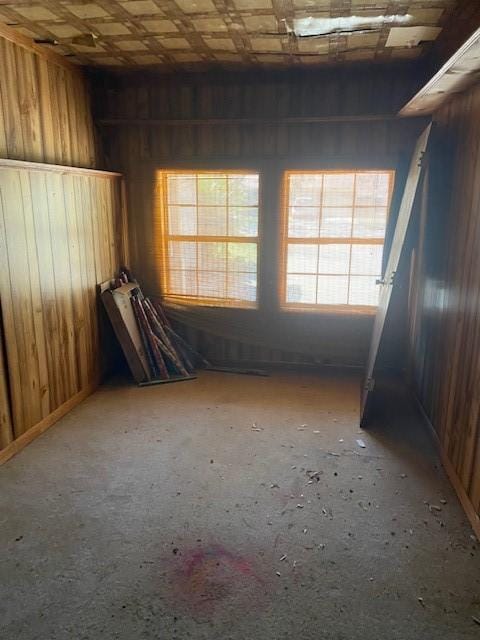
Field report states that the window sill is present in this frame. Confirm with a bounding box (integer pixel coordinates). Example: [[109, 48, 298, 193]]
[[163, 295, 258, 311], [280, 304, 377, 316]]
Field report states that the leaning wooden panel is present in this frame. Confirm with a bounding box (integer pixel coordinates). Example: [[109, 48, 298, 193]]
[[361, 123, 432, 427]]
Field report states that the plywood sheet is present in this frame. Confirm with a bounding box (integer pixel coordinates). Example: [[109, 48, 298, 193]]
[[102, 285, 150, 383]]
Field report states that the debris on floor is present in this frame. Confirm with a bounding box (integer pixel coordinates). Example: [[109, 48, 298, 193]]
[[205, 365, 269, 376]]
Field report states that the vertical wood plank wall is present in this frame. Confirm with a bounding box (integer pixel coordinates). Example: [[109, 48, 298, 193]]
[[0, 30, 96, 168], [0, 161, 123, 461], [0, 329, 12, 449], [408, 84, 480, 534], [0, 27, 116, 462], [93, 64, 426, 367]]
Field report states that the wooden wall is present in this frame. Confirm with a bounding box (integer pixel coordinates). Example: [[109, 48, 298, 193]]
[[408, 83, 480, 536], [0, 24, 96, 167], [93, 63, 427, 367], [0, 160, 125, 462], [0, 25, 117, 462]]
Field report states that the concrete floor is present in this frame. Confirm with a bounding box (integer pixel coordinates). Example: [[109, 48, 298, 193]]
[[1, 370, 479, 640]]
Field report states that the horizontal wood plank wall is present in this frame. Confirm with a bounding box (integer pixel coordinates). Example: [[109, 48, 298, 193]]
[[408, 84, 480, 534], [93, 64, 426, 367], [0, 161, 122, 459], [0, 31, 95, 168]]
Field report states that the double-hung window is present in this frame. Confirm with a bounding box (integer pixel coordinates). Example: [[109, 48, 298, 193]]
[[158, 171, 259, 308], [281, 171, 394, 311]]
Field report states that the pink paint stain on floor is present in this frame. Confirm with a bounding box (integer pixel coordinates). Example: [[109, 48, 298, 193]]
[[169, 543, 268, 618]]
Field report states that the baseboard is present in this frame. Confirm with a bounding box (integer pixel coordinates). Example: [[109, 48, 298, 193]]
[[205, 359, 364, 373], [412, 392, 480, 541], [0, 381, 98, 466]]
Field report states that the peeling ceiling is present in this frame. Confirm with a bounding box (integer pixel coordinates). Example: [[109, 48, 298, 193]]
[[0, 1, 458, 68]]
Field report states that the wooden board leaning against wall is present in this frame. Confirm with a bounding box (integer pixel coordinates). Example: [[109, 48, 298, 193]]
[[0, 159, 129, 464]]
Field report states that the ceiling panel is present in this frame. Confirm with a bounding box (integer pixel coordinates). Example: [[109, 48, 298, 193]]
[[0, 0, 458, 68]]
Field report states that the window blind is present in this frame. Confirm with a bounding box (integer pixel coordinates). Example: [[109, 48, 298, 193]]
[[158, 171, 259, 308], [281, 170, 394, 311]]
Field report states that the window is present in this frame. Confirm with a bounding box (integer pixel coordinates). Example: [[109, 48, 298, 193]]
[[158, 171, 259, 307], [281, 170, 394, 311]]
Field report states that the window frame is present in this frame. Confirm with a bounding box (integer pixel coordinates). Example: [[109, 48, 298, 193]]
[[279, 169, 395, 315], [157, 169, 261, 309]]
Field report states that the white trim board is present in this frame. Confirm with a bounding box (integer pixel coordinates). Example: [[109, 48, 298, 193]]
[[400, 27, 480, 116]]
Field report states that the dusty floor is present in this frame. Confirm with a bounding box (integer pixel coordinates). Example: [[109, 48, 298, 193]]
[[1, 370, 479, 640]]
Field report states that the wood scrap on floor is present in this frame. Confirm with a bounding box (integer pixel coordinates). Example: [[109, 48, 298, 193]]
[[205, 366, 269, 376], [102, 268, 270, 385], [101, 268, 199, 386]]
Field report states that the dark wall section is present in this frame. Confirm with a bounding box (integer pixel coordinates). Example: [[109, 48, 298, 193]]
[[92, 62, 427, 368]]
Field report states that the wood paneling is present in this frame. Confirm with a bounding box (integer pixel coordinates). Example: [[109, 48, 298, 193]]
[[0, 25, 101, 460], [400, 28, 480, 117], [93, 65, 426, 367], [0, 27, 95, 167], [408, 84, 480, 535], [0, 160, 123, 459], [0, 326, 13, 449]]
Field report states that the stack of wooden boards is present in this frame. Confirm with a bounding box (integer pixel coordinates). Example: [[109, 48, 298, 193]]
[[101, 270, 199, 385]]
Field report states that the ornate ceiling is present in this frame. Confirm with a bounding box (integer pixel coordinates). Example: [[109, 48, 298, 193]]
[[0, 1, 457, 68]]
